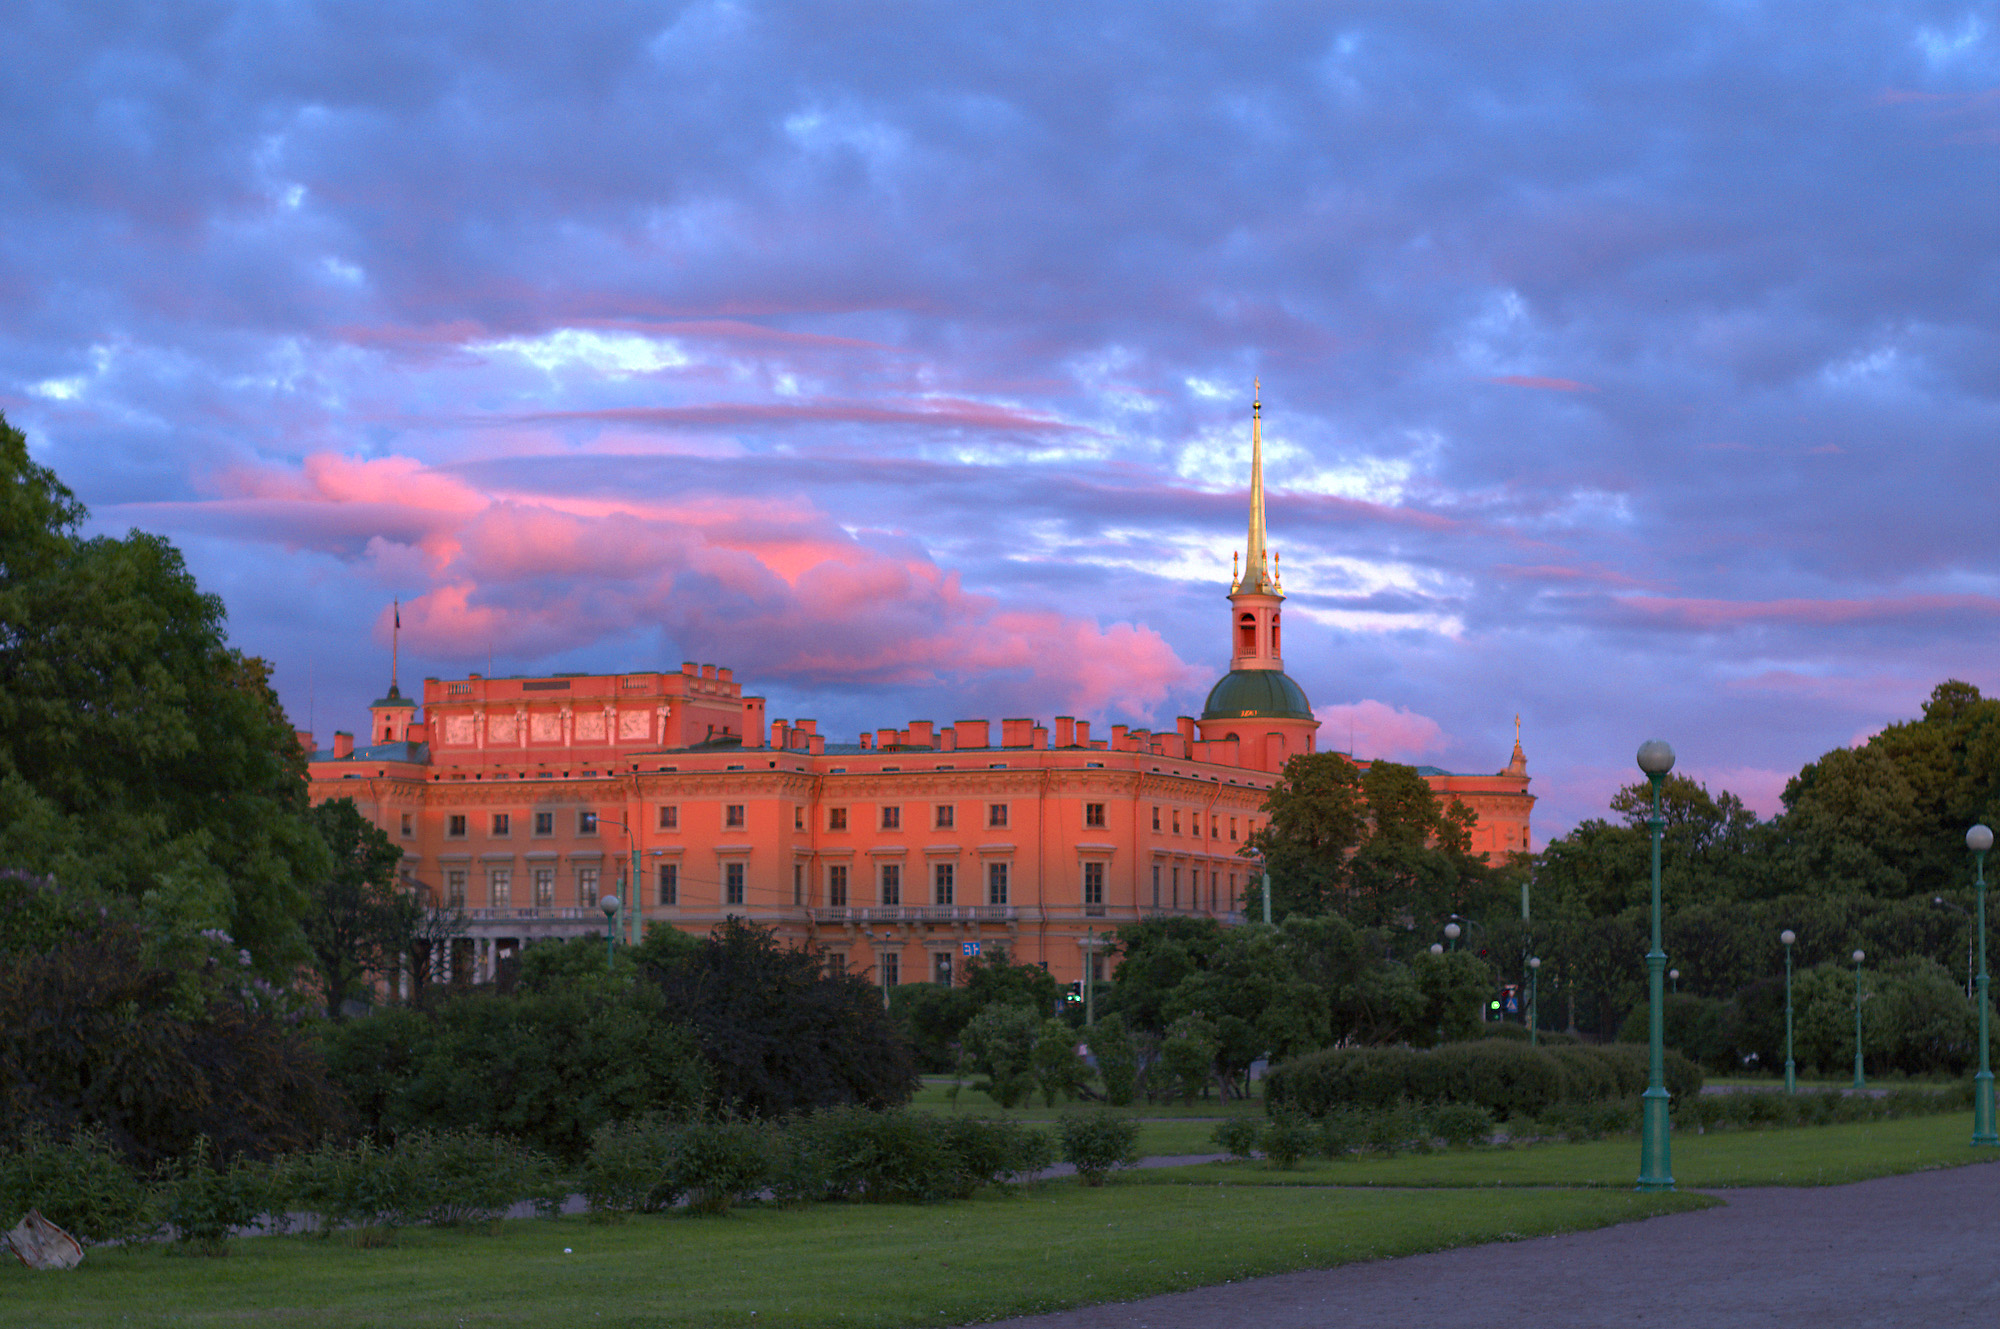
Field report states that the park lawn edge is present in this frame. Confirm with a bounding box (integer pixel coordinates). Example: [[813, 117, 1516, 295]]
[[2, 1182, 1714, 1329]]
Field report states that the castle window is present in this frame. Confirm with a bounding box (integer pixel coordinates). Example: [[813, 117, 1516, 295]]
[[828, 864, 848, 907], [880, 952, 898, 986], [659, 863, 679, 906], [880, 863, 900, 906], [881, 805, 901, 831], [578, 810, 598, 835], [1083, 862, 1104, 914], [491, 813, 510, 837], [935, 804, 955, 830], [658, 805, 679, 831], [793, 863, 803, 904], [829, 807, 848, 831], [934, 862, 954, 906], [987, 803, 1008, 829], [447, 815, 467, 838], [577, 865, 598, 907], [535, 811, 554, 836], [1272, 611, 1281, 653], [724, 804, 745, 829], [1151, 806, 1160, 831], [987, 862, 1009, 906], [933, 952, 953, 986], [725, 863, 745, 906], [400, 813, 413, 837], [1237, 612, 1256, 654], [1084, 803, 1105, 828]]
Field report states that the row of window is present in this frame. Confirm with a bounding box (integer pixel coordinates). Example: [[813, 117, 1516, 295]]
[[839, 951, 1108, 988], [419, 800, 1252, 842], [1150, 865, 1241, 912]]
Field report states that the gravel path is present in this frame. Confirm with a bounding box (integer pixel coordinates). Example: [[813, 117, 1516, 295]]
[[974, 1159, 2000, 1329]]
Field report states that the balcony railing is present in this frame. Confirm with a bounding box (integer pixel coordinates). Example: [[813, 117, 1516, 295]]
[[466, 906, 605, 923], [809, 905, 1017, 925]]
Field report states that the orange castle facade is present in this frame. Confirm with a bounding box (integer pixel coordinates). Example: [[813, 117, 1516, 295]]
[[305, 392, 1533, 987]]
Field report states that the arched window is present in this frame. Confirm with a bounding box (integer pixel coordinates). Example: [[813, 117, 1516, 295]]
[[1237, 612, 1257, 655], [1271, 611, 1281, 654]]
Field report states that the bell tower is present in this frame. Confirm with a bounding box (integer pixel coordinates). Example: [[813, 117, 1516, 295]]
[[1196, 383, 1320, 771]]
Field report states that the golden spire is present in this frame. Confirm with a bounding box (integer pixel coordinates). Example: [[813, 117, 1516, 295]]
[[1239, 379, 1276, 595]]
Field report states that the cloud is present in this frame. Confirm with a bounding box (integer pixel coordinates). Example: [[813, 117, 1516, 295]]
[[1315, 700, 1448, 762]]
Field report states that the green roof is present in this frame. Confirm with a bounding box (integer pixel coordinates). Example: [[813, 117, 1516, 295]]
[[1200, 669, 1314, 721]]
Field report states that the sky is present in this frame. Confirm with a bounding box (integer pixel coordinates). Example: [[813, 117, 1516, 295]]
[[4, 1, 1998, 841]]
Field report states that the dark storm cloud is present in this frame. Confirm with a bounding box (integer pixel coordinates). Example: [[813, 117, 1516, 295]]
[[6, 0, 2000, 832]]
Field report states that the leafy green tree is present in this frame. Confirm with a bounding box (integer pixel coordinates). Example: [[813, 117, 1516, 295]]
[[1101, 916, 1227, 1034], [638, 918, 916, 1117], [1154, 1013, 1219, 1103], [0, 413, 324, 972], [1249, 752, 1366, 917], [1086, 1013, 1138, 1106], [1159, 925, 1326, 1097], [303, 798, 414, 1018], [1029, 1018, 1089, 1107], [960, 1003, 1040, 1108], [962, 947, 1062, 1017]]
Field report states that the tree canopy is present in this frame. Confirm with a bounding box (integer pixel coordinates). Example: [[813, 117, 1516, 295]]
[[0, 412, 323, 972]]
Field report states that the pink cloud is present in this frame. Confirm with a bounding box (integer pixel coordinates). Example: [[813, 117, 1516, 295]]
[[1615, 593, 2000, 629], [1314, 699, 1447, 762], [153, 449, 1200, 723]]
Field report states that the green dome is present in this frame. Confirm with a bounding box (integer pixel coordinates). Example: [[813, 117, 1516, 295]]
[[1200, 669, 1314, 721]]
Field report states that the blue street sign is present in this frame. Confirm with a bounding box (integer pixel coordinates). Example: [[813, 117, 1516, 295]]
[[962, 941, 981, 957]]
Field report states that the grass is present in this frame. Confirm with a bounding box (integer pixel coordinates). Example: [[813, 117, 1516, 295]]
[[2, 1183, 1711, 1328], [1137, 1112, 1995, 1190]]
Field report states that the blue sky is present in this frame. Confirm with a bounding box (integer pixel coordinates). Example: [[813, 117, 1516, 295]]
[[6, 1, 1999, 839]]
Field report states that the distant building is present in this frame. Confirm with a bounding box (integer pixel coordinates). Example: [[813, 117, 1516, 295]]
[[305, 392, 1533, 988]]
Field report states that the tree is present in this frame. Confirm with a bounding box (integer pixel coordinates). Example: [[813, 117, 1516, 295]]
[[303, 798, 414, 1018], [0, 413, 324, 972], [1248, 752, 1366, 917], [960, 1003, 1040, 1108], [638, 918, 917, 1117]]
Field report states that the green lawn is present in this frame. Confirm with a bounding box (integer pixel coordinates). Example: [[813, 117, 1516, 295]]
[[1134, 1112, 1997, 1189], [2, 1183, 1710, 1329]]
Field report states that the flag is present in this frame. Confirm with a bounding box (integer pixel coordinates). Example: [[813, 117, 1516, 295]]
[[394, 601, 400, 629]]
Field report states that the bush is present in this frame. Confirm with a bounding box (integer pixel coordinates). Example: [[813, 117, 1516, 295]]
[[1266, 1041, 1702, 1122], [1212, 1116, 1261, 1160], [280, 1138, 416, 1236], [1030, 1019, 1089, 1107], [393, 1130, 543, 1227], [1058, 1110, 1139, 1186], [582, 1116, 682, 1219], [1261, 1112, 1316, 1169], [1430, 1102, 1494, 1148], [0, 1124, 157, 1246], [1089, 1015, 1139, 1107], [960, 1005, 1042, 1109], [160, 1136, 267, 1255], [668, 1120, 772, 1216], [790, 1107, 959, 1204], [1154, 1014, 1218, 1104], [937, 1117, 1051, 1196]]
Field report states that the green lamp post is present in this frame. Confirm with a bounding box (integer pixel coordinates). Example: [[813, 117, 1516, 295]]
[[1780, 929, 1797, 1094], [1850, 949, 1866, 1090], [1444, 920, 1462, 952], [599, 894, 620, 969], [1635, 739, 1675, 1192], [1968, 823, 1996, 1146], [1528, 956, 1541, 1047]]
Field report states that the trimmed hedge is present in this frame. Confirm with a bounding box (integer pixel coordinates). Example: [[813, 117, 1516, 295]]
[[1263, 1040, 1703, 1121]]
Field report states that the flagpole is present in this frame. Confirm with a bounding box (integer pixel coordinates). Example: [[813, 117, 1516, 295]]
[[392, 599, 400, 694]]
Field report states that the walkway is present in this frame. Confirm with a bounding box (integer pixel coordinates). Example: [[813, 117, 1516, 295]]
[[977, 1160, 2000, 1328]]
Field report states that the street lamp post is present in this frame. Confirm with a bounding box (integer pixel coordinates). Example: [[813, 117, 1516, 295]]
[[1781, 929, 1797, 1094], [1444, 921, 1462, 952], [1084, 925, 1096, 1027], [1968, 824, 1996, 1146], [599, 894, 620, 969], [1851, 949, 1867, 1090], [1528, 956, 1542, 1047], [1669, 968, 1679, 996], [1635, 739, 1675, 1192]]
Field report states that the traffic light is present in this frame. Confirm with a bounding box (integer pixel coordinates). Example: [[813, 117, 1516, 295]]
[[1065, 981, 1084, 1003]]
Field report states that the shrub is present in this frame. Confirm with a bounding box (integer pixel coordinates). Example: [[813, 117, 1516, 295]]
[[0, 1124, 157, 1246], [1261, 1112, 1316, 1170], [582, 1116, 681, 1219], [937, 1117, 1051, 1197], [1155, 1014, 1218, 1104], [1266, 1041, 1702, 1122], [160, 1136, 267, 1255], [791, 1107, 959, 1204], [668, 1120, 772, 1216], [1317, 1109, 1365, 1159], [281, 1138, 409, 1235], [1030, 1019, 1090, 1107], [1429, 1102, 1494, 1148], [1058, 1110, 1139, 1186], [960, 1005, 1042, 1109], [393, 1130, 543, 1227], [1089, 1015, 1139, 1107], [1212, 1116, 1261, 1160]]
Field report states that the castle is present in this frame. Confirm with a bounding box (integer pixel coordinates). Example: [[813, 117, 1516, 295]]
[[304, 391, 1533, 987]]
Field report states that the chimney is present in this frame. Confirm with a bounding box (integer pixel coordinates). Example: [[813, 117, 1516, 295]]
[[1177, 715, 1196, 742], [860, 732, 873, 750], [701, 664, 717, 680], [1053, 716, 1075, 747], [956, 719, 991, 749], [1074, 720, 1090, 746], [295, 729, 315, 752], [1031, 726, 1048, 750], [772, 719, 788, 748], [406, 721, 427, 744], [717, 667, 733, 685], [333, 731, 354, 759], [876, 727, 898, 750], [1111, 725, 1128, 748], [939, 726, 957, 752], [794, 718, 817, 735], [907, 720, 935, 748], [1001, 718, 1034, 748], [808, 735, 825, 755]]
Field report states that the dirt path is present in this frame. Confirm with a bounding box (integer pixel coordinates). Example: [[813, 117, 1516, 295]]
[[975, 1159, 2000, 1328]]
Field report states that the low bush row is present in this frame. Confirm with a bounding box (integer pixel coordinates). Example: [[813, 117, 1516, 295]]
[[1676, 1083, 1973, 1133], [0, 1107, 1149, 1253], [1263, 1040, 1704, 1121]]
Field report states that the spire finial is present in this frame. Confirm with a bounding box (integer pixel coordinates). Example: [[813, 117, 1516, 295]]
[[390, 598, 401, 698], [1240, 380, 1272, 594]]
